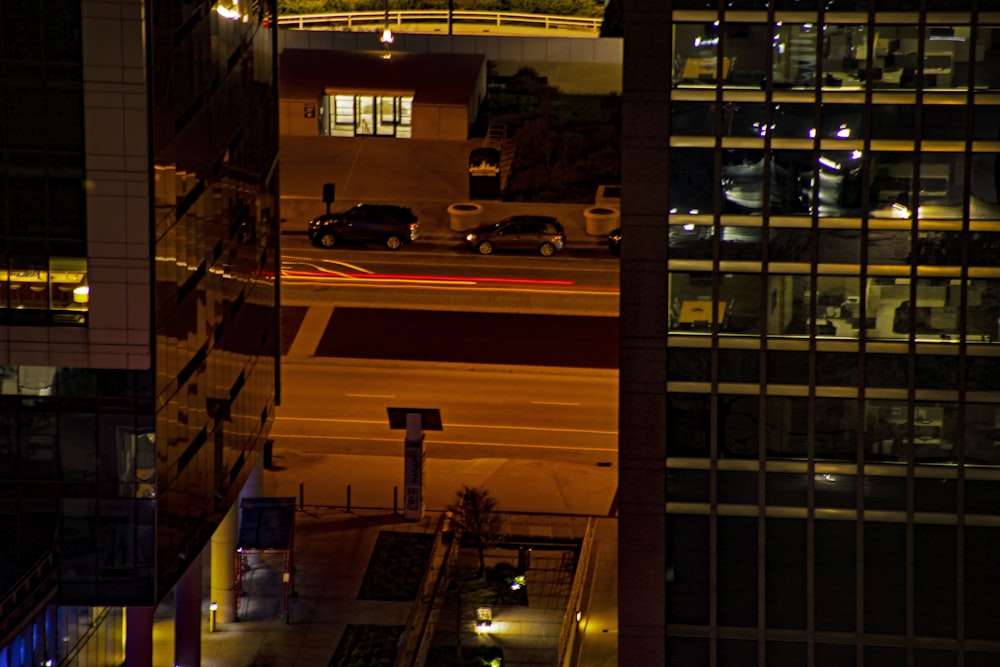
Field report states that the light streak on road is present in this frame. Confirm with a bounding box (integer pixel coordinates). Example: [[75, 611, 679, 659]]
[[530, 400, 581, 406], [278, 257, 619, 296], [345, 393, 396, 398]]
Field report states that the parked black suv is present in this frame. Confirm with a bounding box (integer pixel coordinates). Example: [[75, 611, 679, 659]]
[[464, 215, 566, 256], [308, 204, 419, 250], [608, 227, 621, 256]]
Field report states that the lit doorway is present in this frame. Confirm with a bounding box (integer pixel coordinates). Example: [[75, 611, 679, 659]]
[[321, 93, 413, 138]]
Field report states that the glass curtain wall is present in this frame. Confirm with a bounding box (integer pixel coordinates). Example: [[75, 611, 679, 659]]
[[659, 5, 1000, 664]]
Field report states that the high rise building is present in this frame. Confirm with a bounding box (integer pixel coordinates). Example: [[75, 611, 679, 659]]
[[0, 1, 280, 664], [620, 2, 1000, 664]]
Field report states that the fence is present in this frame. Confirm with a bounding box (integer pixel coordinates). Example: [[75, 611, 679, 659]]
[[277, 10, 602, 34], [557, 516, 597, 666]]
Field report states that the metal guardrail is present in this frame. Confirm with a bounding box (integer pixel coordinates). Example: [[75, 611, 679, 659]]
[[277, 10, 602, 34], [557, 516, 596, 667], [0, 551, 57, 644]]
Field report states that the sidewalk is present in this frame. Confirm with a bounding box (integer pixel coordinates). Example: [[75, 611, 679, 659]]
[[278, 135, 615, 249], [147, 456, 616, 667]]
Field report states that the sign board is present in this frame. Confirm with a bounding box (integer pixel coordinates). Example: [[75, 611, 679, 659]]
[[404, 437, 424, 520], [303, 104, 316, 118], [388, 408, 441, 521]]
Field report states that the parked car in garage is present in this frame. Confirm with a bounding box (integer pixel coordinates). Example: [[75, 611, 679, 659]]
[[464, 215, 566, 256], [308, 204, 419, 250]]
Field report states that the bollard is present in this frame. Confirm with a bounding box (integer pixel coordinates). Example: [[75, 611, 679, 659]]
[[393, 486, 398, 515], [346, 484, 351, 513], [299, 482, 304, 510]]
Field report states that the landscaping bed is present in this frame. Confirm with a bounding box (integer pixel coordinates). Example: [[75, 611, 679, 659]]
[[357, 530, 435, 601], [482, 68, 621, 204], [328, 624, 403, 667]]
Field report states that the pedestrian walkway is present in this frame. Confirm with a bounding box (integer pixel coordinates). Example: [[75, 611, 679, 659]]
[[145, 502, 614, 666]]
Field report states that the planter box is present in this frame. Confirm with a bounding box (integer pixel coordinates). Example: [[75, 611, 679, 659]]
[[584, 206, 620, 235], [448, 202, 485, 231]]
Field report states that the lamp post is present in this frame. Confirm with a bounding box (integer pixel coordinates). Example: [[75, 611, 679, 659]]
[[380, 0, 393, 49]]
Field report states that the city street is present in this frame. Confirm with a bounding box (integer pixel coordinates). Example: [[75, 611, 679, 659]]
[[274, 360, 618, 464]]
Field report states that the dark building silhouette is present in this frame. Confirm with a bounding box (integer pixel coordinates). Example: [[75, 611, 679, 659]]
[[0, 1, 280, 664], [620, 2, 1000, 665]]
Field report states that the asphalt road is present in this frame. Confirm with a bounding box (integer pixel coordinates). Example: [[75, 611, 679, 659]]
[[279, 239, 620, 367], [273, 361, 618, 466]]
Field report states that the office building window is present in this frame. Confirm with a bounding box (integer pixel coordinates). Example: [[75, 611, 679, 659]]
[[721, 393, 761, 457], [0, 256, 88, 325], [667, 346, 711, 382], [668, 393, 710, 457], [766, 518, 807, 629], [964, 403, 1000, 464], [766, 349, 809, 384], [667, 468, 710, 503], [718, 348, 759, 383], [666, 514, 710, 625], [815, 519, 856, 631], [865, 521, 907, 635], [864, 353, 908, 389], [718, 516, 758, 627], [764, 395, 807, 458]]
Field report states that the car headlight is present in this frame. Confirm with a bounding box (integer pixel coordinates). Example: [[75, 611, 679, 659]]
[[465, 233, 477, 242]]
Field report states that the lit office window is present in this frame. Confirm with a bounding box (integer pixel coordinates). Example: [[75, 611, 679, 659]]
[[0, 257, 88, 325], [772, 23, 818, 89], [49, 257, 89, 323]]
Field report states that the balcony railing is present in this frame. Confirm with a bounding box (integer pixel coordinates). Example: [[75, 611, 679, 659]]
[[277, 10, 602, 34]]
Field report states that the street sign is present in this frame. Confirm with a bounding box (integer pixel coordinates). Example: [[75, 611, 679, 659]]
[[387, 408, 442, 521]]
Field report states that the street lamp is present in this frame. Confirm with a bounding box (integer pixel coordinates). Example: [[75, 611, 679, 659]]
[[380, 0, 393, 49]]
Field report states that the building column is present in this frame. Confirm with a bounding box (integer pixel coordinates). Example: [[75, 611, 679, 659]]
[[211, 503, 238, 623], [173, 555, 201, 667], [124, 606, 153, 667], [239, 454, 265, 567], [240, 453, 264, 504]]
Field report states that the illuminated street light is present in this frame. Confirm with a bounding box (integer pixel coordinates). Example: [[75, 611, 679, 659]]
[[381, 0, 393, 49]]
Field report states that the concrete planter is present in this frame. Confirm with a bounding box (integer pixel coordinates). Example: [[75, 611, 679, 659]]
[[584, 206, 620, 235], [447, 202, 485, 231]]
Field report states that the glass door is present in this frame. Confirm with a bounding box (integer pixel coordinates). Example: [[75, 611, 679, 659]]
[[355, 96, 375, 135]]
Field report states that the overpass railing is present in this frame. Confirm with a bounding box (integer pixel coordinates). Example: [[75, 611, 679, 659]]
[[277, 10, 602, 34]]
